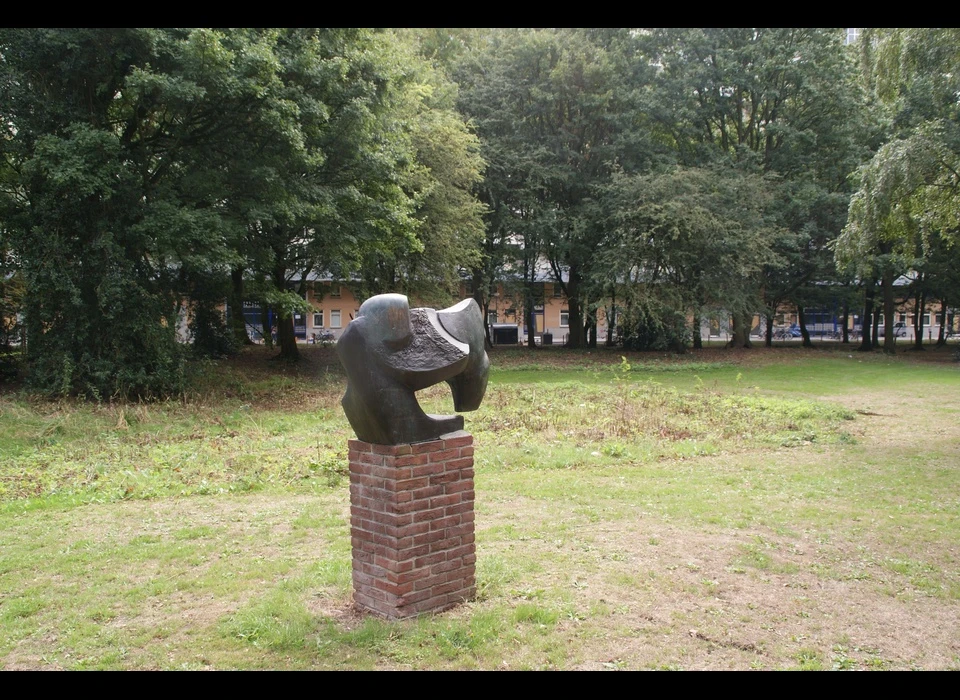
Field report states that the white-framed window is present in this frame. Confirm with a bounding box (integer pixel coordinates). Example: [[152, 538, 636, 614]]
[[487, 310, 497, 325], [329, 284, 341, 298], [313, 312, 323, 327], [553, 284, 564, 298], [845, 28, 860, 46], [560, 309, 569, 327], [898, 312, 907, 325], [923, 313, 931, 327], [330, 310, 342, 328]]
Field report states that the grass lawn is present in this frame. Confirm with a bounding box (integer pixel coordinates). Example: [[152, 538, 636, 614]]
[[1, 343, 958, 669]]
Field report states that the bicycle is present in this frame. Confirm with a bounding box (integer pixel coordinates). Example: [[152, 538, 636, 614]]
[[773, 328, 792, 341]]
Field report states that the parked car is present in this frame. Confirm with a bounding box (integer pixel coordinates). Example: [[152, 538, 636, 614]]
[[878, 322, 907, 338]]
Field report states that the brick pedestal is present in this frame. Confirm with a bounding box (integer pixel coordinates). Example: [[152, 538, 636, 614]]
[[348, 431, 475, 619]]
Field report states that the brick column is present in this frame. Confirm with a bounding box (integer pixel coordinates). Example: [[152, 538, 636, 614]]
[[348, 430, 475, 619]]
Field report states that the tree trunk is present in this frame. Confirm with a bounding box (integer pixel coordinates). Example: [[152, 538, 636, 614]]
[[586, 301, 597, 349], [797, 304, 813, 348], [860, 281, 874, 351], [472, 271, 493, 350], [765, 315, 774, 347], [882, 269, 896, 355], [229, 267, 254, 346], [526, 298, 537, 349], [692, 312, 703, 350], [727, 312, 753, 349], [273, 266, 299, 362], [566, 266, 584, 348], [260, 304, 273, 349], [841, 300, 850, 344], [938, 299, 947, 346], [912, 285, 925, 350]]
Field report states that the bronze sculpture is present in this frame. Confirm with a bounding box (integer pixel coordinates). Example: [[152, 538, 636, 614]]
[[336, 294, 489, 445]]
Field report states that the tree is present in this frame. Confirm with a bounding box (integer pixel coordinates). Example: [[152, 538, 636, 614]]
[[0, 28, 447, 388], [643, 28, 867, 348], [354, 31, 486, 308], [0, 29, 261, 396], [456, 29, 653, 348], [602, 165, 782, 350], [838, 29, 960, 354]]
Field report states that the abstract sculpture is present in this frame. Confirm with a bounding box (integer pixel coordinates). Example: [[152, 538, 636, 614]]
[[336, 294, 489, 444]]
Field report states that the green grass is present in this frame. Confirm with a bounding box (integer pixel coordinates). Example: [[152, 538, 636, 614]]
[[1, 344, 959, 669]]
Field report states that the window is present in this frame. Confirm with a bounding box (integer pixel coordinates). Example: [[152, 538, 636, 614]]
[[923, 313, 931, 327], [313, 312, 323, 327], [845, 28, 860, 46], [898, 312, 907, 325], [330, 310, 342, 328], [487, 310, 497, 326], [552, 284, 564, 298], [560, 309, 569, 327]]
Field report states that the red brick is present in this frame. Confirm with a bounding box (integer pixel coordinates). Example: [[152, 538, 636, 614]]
[[432, 559, 462, 575], [433, 579, 469, 596], [394, 453, 429, 468], [462, 553, 476, 565], [445, 502, 472, 516], [417, 530, 446, 544], [383, 559, 415, 576], [371, 533, 400, 548], [429, 537, 461, 553], [374, 555, 412, 574], [395, 477, 429, 491], [411, 485, 443, 501], [430, 494, 460, 509], [396, 521, 430, 538], [349, 462, 371, 477], [414, 552, 447, 568], [410, 462, 444, 478], [443, 434, 473, 449], [373, 579, 415, 596], [408, 594, 453, 614], [429, 472, 459, 486], [411, 439, 445, 454], [348, 439, 369, 452], [431, 515, 461, 531], [413, 507, 444, 523], [354, 474, 384, 490], [373, 442, 412, 455], [359, 452, 384, 466], [395, 588, 434, 606], [447, 523, 474, 538], [413, 574, 446, 591], [444, 457, 474, 471], [394, 499, 426, 515], [458, 446, 475, 458], [429, 448, 459, 463], [389, 567, 431, 585], [447, 544, 474, 560], [446, 480, 473, 494]]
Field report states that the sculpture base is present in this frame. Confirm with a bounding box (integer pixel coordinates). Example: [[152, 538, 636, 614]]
[[348, 431, 475, 619]]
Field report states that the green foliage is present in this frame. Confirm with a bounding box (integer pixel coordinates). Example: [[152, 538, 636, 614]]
[[604, 165, 783, 345], [456, 29, 654, 347]]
